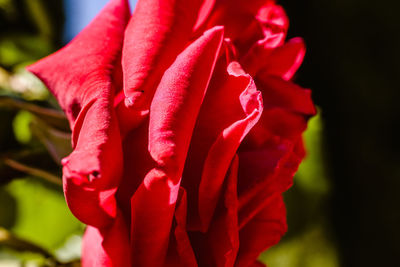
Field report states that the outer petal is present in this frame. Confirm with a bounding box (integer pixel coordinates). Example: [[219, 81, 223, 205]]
[[205, 1, 287, 55], [129, 27, 224, 267], [250, 108, 309, 143], [205, 7, 262, 54], [122, 0, 208, 110], [256, 3, 289, 37], [259, 38, 306, 81], [148, 27, 224, 178], [235, 195, 287, 267], [240, 33, 287, 76], [181, 59, 262, 232], [250, 262, 267, 267], [243, 37, 306, 80], [27, 0, 130, 128], [81, 212, 131, 267], [115, 120, 152, 220], [246, 76, 316, 146], [165, 188, 198, 267], [214, 0, 275, 13], [257, 76, 315, 115], [194, 0, 217, 31], [237, 139, 305, 228], [204, 155, 240, 267], [27, 0, 130, 227], [197, 69, 262, 231]]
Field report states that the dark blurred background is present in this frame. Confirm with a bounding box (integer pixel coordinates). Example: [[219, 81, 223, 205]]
[[284, 0, 400, 266], [1, 0, 399, 266]]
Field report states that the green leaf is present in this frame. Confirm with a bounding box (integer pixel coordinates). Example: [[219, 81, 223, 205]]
[[12, 110, 32, 144], [260, 225, 339, 267], [3, 178, 84, 252], [295, 111, 330, 194]]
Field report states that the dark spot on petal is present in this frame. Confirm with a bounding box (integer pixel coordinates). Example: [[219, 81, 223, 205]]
[[69, 99, 81, 121]]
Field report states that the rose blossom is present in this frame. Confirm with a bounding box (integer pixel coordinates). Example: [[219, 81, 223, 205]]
[[27, 0, 316, 266]]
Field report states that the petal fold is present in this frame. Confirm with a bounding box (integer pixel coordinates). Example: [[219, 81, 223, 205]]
[[27, 0, 130, 127], [27, 0, 130, 227], [129, 26, 224, 267], [122, 0, 207, 110], [235, 195, 287, 267], [82, 212, 131, 267], [198, 73, 262, 231], [258, 37, 306, 81]]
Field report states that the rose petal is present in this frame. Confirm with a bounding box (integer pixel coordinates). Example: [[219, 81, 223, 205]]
[[204, 155, 240, 267], [122, 0, 208, 110], [250, 108, 308, 142], [187, 155, 240, 267], [257, 76, 316, 115], [206, 1, 287, 56], [27, 0, 130, 227], [235, 195, 287, 267], [233, 0, 275, 15], [250, 261, 267, 267], [238, 139, 304, 228], [240, 33, 289, 76], [82, 212, 130, 267], [243, 77, 314, 147], [207, 10, 261, 55], [165, 188, 198, 267], [115, 120, 153, 220], [194, 0, 216, 31], [256, 3, 289, 37], [129, 26, 224, 266], [27, 0, 130, 128], [258, 37, 306, 81], [197, 71, 262, 231], [181, 59, 262, 231], [148, 26, 224, 182]]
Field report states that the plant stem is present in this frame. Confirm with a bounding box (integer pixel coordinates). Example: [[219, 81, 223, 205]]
[[3, 158, 62, 186]]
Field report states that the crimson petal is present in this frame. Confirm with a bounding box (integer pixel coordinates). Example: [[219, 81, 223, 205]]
[[165, 188, 198, 267], [81, 212, 130, 267], [258, 37, 306, 81], [204, 155, 240, 267], [129, 26, 224, 266], [122, 0, 208, 110], [27, 0, 130, 227], [181, 59, 262, 231], [235, 195, 287, 267], [238, 140, 304, 228], [257, 76, 316, 116], [197, 68, 262, 231]]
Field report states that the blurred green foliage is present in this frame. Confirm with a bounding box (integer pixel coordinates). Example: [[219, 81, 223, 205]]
[[0, 0, 81, 266], [0, 178, 84, 265], [6, 178, 82, 250], [13, 110, 33, 144]]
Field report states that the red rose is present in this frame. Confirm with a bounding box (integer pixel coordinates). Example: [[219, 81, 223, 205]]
[[28, 0, 316, 266]]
